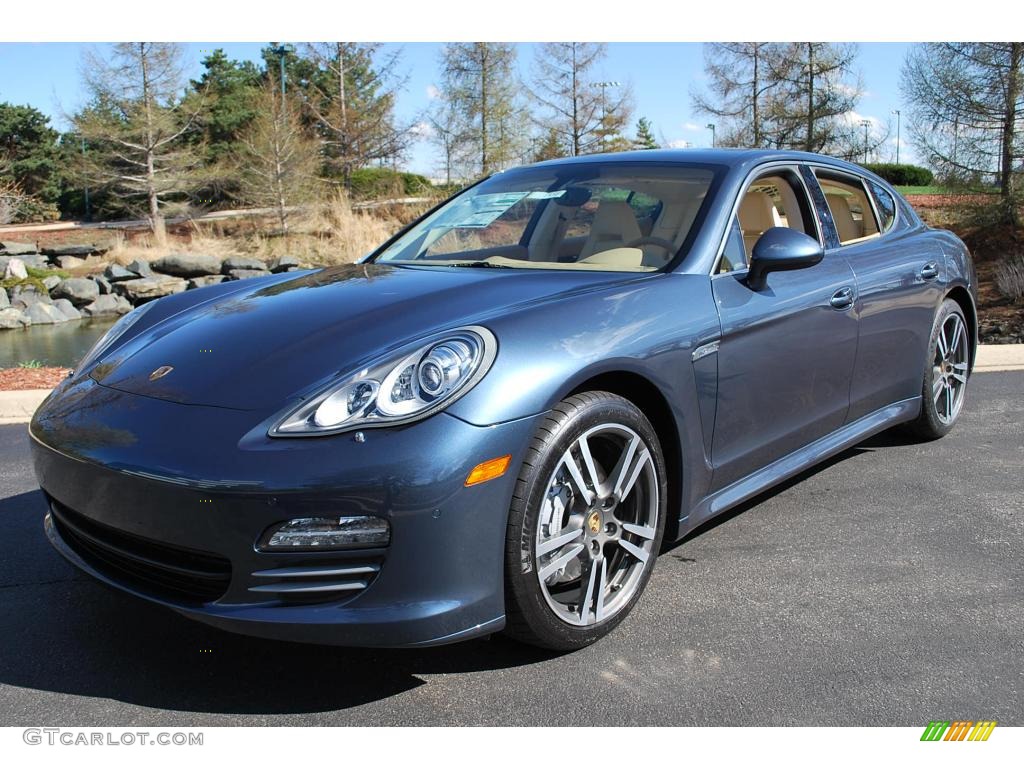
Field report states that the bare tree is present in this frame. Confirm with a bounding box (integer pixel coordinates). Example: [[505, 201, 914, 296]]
[[73, 43, 203, 243], [440, 43, 522, 175], [302, 43, 412, 189], [531, 43, 632, 156], [0, 154, 39, 224], [232, 84, 321, 233], [768, 42, 865, 156], [426, 96, 471, 185], [902, 42, 1023, 223], [692, 43, 782, 148]]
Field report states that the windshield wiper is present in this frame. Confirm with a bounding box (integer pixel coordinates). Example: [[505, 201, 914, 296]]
[[445, 261, 514, 269]]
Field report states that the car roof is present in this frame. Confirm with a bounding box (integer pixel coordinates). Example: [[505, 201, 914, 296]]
[[518, 148, 878, 180]]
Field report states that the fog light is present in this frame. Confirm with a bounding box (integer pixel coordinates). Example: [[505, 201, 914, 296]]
[[259, 516, 391, 551]]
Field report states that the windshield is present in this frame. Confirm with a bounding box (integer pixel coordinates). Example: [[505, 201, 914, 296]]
[[372, 162, 720, 272]]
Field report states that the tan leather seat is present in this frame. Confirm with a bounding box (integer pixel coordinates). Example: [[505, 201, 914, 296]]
[[826, 193, 861, 243], [738, 191, 776, 257], [579, 201, 642, 260]]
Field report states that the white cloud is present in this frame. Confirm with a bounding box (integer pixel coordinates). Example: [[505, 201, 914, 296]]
[[410, 121, 433, 138], [666, 139, 692, 149], [839, 110, 884, 131], [682, 122, 702, 132], [426, 84, 440, 100]]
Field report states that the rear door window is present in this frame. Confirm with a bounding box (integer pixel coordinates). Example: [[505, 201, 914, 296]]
[[814, 172, 881, 246]]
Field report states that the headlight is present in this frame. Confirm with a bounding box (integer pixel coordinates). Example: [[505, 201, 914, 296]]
[[75, 300, 157, 372], [270, 325, 497, 436]]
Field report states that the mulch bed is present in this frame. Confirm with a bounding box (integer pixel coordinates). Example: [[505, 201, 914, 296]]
[[0, 367, 71, 391]]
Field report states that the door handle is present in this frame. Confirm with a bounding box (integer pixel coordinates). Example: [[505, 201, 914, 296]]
[[920, 262, 939, 280], [829, 286, 855, 310]]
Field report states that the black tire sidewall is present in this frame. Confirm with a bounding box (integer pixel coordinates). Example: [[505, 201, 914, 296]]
[[504, 392, 668, 650], [914, 299, 968, 439]]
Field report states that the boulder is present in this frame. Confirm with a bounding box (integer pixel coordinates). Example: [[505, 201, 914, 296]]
[[270, 254, 301, 273], [227, 268, 271, 281], [18, 254, 50, 270], [52, 277, 100, 307], [125, 259, 154, 278], [114, 275, 187, 303], [93, 274, 113, 295], [0, 241, 37, 256], [0, 307, 30, 329], [25, 301, 67, 325], [42, 244, 102, 257], [82, 294, 133, 317], [0, 289, 8, 309], [52, 298, 82, 321], [222, 255, 267, 273], [42, 275, 62, 291], [4, 257, 28, 281], [10, 285, 51, 308], [152, 253, 222, 278], [187, 275, 228, 290], [104, 264, 137, 282], [55, 255, 87, 270]]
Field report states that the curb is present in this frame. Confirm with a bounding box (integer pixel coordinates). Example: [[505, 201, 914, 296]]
[[975, 344, 1024, 373], [0, 389, 50, 425], [1, 345, 1021, 425]]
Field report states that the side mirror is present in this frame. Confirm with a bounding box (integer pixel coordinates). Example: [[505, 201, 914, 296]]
[[746, 227, 824, 291]]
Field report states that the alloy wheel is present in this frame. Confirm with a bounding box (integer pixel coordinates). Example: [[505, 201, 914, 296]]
[[932, 312, 968, 425], [534, 423, 659, 627]]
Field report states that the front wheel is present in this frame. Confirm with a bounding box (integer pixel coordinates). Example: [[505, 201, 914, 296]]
[[906, 298, 970, 440], [503, 392, 667, 650]]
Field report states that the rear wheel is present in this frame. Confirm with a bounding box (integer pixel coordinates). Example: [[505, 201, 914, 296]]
[[905, 298, 970, 440], [503, 392, 667, 650]]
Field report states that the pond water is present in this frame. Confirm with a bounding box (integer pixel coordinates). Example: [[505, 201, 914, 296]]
[[0, 318, 118, 369]]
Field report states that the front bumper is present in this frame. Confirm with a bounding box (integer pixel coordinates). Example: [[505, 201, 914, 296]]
[[31, 378, 540, 647]]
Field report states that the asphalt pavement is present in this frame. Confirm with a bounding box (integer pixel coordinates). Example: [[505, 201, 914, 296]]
[[0, 372, 1020, 726]]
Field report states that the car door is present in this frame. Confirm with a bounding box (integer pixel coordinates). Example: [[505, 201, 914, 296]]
[[807, 168, 946, 422], [709, 165, 859, 491]]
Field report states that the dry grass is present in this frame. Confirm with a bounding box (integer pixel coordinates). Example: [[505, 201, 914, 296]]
[[100, 194, 427, 267]]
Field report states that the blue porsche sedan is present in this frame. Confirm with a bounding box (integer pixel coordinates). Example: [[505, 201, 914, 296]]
[[31, 149, 977, 650]]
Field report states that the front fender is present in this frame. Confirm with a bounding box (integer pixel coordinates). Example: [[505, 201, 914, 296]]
[[446, 272, 723, 528]]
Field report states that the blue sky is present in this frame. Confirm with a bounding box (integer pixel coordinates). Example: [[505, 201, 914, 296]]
[[0, 42, 915, 175]]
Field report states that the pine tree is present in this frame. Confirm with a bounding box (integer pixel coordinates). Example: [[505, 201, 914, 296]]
[[633, 117, 659, 150]]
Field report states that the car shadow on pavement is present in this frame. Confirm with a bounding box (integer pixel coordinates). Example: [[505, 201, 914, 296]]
[[663, 442, 878, 553], [0, 436, 891, 718], [0, 489, 561, 717]]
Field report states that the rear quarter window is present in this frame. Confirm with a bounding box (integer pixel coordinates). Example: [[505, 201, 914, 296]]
[[867, 180, 897, 233]]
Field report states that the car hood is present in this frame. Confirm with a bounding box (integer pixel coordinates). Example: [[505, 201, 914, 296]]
[[90, 263, 638, 411]]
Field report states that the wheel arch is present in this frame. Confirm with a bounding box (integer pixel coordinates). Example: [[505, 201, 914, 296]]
[[566, 370, 684, 543]]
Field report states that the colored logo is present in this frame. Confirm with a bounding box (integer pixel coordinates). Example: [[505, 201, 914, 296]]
[[920, 721, 997, 741]]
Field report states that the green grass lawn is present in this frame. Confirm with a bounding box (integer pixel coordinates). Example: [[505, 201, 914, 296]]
[[896, 185, 1000, 196], [895, 185, 953, 195]]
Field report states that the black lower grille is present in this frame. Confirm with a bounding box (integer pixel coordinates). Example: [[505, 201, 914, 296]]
[[49, 500, 231, 604]]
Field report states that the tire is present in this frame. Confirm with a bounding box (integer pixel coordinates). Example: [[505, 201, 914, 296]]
[[503, 392, 667, 651], [905, 298, 970, 441]]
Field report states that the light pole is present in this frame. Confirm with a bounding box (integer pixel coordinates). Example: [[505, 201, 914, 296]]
[[592, 81, 621, 151], [270, 44, 294, 99], [860, 119, 871, 164], [706, 123, 716, 148], [892, 109, 901, 164]]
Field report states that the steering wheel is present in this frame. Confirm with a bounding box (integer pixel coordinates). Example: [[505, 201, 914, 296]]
[[624, 236, 676, 255]]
